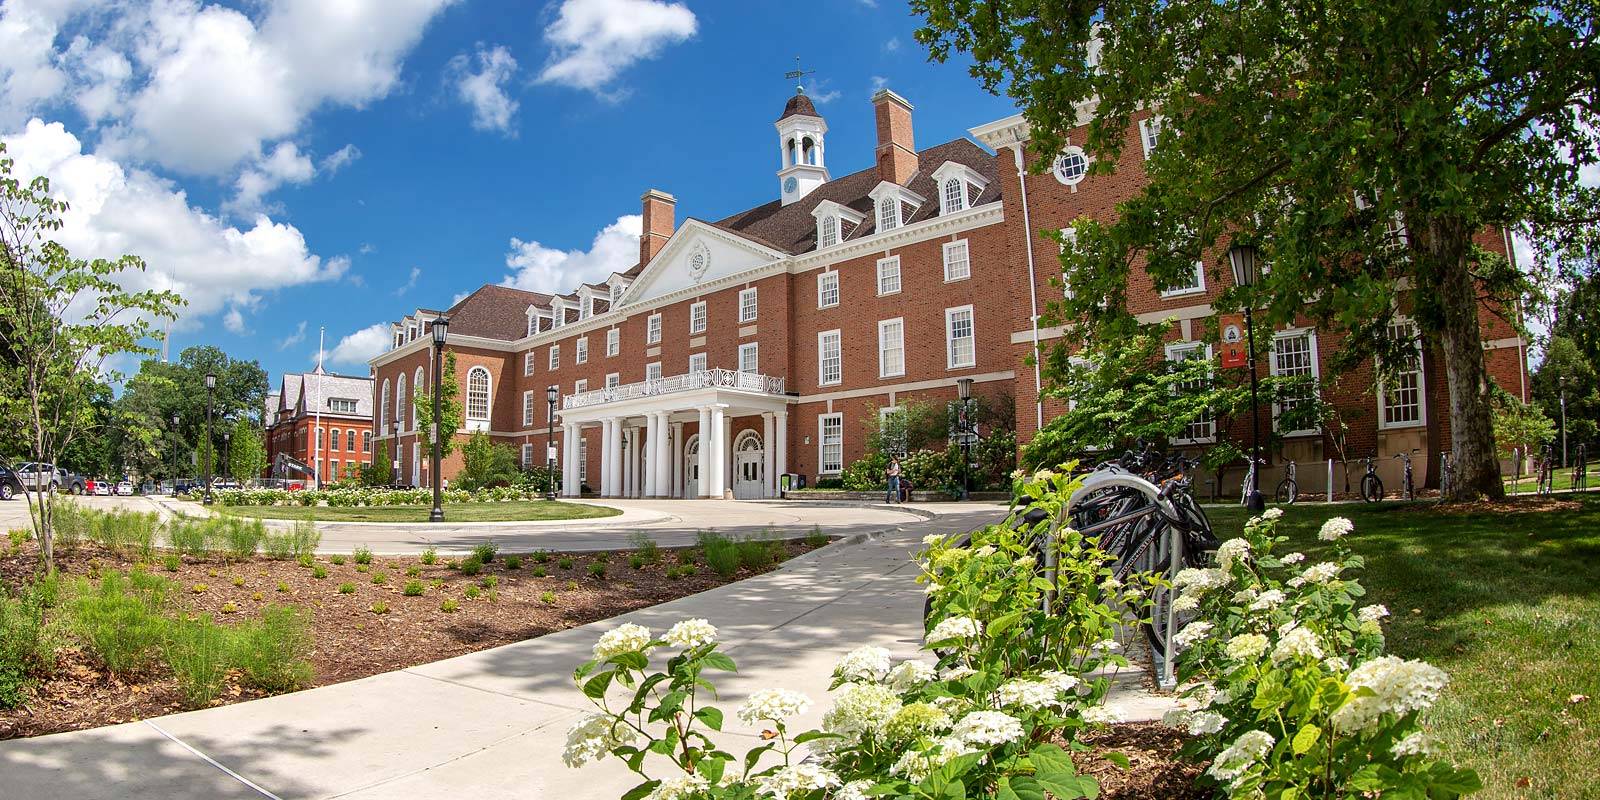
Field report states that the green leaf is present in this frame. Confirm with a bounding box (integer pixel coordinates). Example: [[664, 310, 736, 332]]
[[621, 781, 659, 800], [582, 670, 614, 699], [1028, 743, 1075, 778], [940, 779, 966, 800], [998, 776, 1046, 800], [701, 652, 738, 672], [1036, 774, 1098, 800], [1429, 767, 1484, 795], [988, 610, 1026, 637], [700, 755, 727, 785], [1292, 723, 1321, 755], [694, 706, 724, 731], [1102, 752, 1130, 770]]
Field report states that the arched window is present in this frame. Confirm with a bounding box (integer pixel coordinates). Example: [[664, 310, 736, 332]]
[[413, 367, 424, 428], [943, 178, 965, 212], [819, 215, 838, 248], [787, 137, 797, 166], [802, 137, 816, 165], [878, 196, 899, 231], [346, 429, 356, 451], [379, 380, 390, 430], [396, 373, 407, 432], [466, 366, 491, 421]]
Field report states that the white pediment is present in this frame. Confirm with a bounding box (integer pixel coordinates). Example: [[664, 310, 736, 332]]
[[618, 220, 786, 306]]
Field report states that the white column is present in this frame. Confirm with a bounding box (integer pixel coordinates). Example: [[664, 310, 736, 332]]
[[775, 409, 788, 485], [762, 412, 776, 498], [600, 420, 616, 497], [628, 426, 641, 498], [724, 413, 735, 497], [643, 415, 658, 498], [709, 405, 727, 499], [623, 426, 634, 498], [567, 424, 582, 496], [609, 419, 623, 497], [671, 420, 685, 498], [653, 412, 671, 498], [697, 407, 712, 498]]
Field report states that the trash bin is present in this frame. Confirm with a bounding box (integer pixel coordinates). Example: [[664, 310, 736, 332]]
[[795, 473, 807, 490], [780, 474, 792, 492]]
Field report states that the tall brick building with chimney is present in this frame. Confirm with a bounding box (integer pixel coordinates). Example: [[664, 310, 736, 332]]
[[369, 87, 1528, 498]]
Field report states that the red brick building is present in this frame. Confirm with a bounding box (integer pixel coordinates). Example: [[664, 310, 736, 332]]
[[265, 369, 375, 486], [369, 88, 1528, 498]]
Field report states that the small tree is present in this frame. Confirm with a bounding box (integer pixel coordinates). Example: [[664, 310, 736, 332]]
[[1491, 389, 1556, 467], [0, 144, 182, 571], [413, 351, 463, 460], [363, 442, 393, 486], [228, 418, 267, 485], [458, 431, 518, 489]]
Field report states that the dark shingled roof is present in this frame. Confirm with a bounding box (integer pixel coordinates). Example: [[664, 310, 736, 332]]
[[777, 92, 819, 121], [713, 137, 1002, 256], [444, 285, 549, 341]]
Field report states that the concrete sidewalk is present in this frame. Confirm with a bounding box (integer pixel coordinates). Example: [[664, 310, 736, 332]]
[[0, 507, 1176, 800]]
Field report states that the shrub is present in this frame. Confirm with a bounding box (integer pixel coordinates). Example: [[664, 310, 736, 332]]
[[406, 566, 421, 578], [231, 576, 245, 587], [403, 580, 424, 596], [563, 581, 578, 590], [532, 566, 547, 578], [532, 550, 551, 564], [7, 528, 31, 546], [69, 572, 170, 676], [338, 583, 356, 594], [223, 518, 263, 560], [441, 599, 459, 613], [539, 591, 556, 604], [676, 548, 696, 565], [680, 565, 697, 578], [163, 555, 181, 572], [665, 566, 680, 580], [805, 525, 829, 548], [0, 589, 57, 709], [220, 602, 240, 614], [699, 532, 740, 577], [460, 557, 482, 576], [558, 557, 575, 570], [736, 536, 776, 571], [289, 520, 321, 558], [813, 477, 845, 489], [629, 555, 645, 570], [164, 616, 229, 707], [626, 532, 660, 564], [464, 585, 482, 599], [355, 564, 369, 574], [311, 565, 328, 579], [587, 562, 606, 579], [504, 555, 522, 570], [369, 601, 389, 614], [353, 546, 373, 565], [232, 606, 313, 693], [191, 583, 209, 594], [298, 553, 315, 568], [420, 547, 437, 565], [330, 554, 346, 565], [471, 542, 499, 563], [481, 576, 499, 589], [371, 572, 387, 586], [841, 451, 890, 491], [429, 579, 444, 590], [276, 582, 290, 593], [251, 593, 264, 602], [167, 517, 210, 559]]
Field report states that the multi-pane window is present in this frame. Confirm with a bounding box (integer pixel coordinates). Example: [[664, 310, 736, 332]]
[[689, 302, 707, 334], [527, 315, 537, 337], [879, 318, 905, 378], [1139, 116, 1162, 158], [523, 391, 537, 426], [362, 431, 372, 453], [611, 283, 624, 304], [819, 215, 838, 248], [550, 306, 564, 328], [395, 374, 406, 431], [739, 288, 758, 323], [466, 367, 491, 421], [739, 343, 759, 373], [524, 351, 536, 376], [646, 362, 663, 382], [946, 306, 976, 369], [647, 314, 662, 344], [575, 336, 588, 364], [817, 272, 839, 308], [878, 196, 899, 231], [522, 443, 534, 468], [606, 373, 620, 389], [943, 178, 965, 213], [689, 353, 707, 373], [1271, 330, 1320, 434], [379, 380, 390, 430], [574, 379, 587, 395], [549, 344, 560, 370], [818, 330, 842, 386], [579, 438, 588, 487], [328, 428, 337, 451], [819, 414, 844, 473], [1160, 260, 1205, 296], [1380, 320, 1424, 428], [328, 398, 358, 413], [943, 240, 970, 282], [1054, 148, 1088, 185], [606, 328, 619, 357], [1166, 343, 1215, 443], [877, 256, 901, 296], [346, 429, 356, 451]]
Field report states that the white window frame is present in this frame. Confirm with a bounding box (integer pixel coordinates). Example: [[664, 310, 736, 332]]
[[549, 344, 560, 370], [1139, 116, 1163, 159], [646, 362, 663, 382], [575, 336, 588, 364], [878, 196, 900, 232], [819, 413, 844, 474], [1053, 147, 1089, 186], [363, 431, 372, 453], [524, 351, 536, 376], [738, 288, 758, 323], [1165, 342, 1216, 444], [1270, 328, 1321, 436], [522, 443, 534, 468], [738, 343, 759, 374], [689, 353, 707, 374], [818, 215, 838, 248], [379, 380, 390, 430], [574, 379, 588, 395], [1159, 260, 1207, 298], [943, 239, 971, 282], [606, 328, 619, 357], [647, 313, 662, 344], [877, 256, 902, 296], [523, 390, 536, 427], [942, 177, 965, 214], [1378, 319, 1426, 430], [817, 271, 839, 309], [945, 305, 976, 369], [466, 366, 491, 422], [818, 330, 842, 386], [550, 303, 564, 329], [878, 318, 905, 378], [606, 372, 620, 389], [689, 302, 707, 334]]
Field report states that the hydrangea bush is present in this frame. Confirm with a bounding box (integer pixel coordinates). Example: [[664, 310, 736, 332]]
[[1164, 510, 1481, 798], [212, 485, 546, 507], [565, 470, 1150, 800]]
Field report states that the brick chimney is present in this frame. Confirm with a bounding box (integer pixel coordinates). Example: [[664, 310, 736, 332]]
[[640, 189, 676, 266], [872, 89, 917, 185]]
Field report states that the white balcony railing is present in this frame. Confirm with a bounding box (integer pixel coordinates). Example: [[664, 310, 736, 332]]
[[563, 368, 787, 410]]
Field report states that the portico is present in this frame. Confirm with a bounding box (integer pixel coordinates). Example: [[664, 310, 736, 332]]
[[556, 368, 790, 499]]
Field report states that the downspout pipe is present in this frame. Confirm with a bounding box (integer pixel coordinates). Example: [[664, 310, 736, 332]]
[[1009, 142, 1045, 432]]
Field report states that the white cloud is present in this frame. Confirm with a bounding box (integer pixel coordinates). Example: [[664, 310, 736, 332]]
[[226, 140, 315, 216], [5, 118, 349, 334], [870, 75, 890, 94], [0, 0, 88, 126], [279, 320, 308, 351], [320, 143, 361, 174], [223, 306, 247, 334], [501, 214, 641, 294], [536, 0, 696, 95], [394, 266, 421, 296], [327, 323, 391, 367], [883, 37, 901, 53], [448, 44, 519, 134]]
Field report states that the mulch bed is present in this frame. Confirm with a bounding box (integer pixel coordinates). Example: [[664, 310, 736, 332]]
[[1069, 722, 1210, 799], [0, 539, 820, 741]]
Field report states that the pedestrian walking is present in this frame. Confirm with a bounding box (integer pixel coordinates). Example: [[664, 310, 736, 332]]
[[886, 457, 902, 504]]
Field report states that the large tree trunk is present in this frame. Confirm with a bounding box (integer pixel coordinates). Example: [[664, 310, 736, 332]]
[[1417, 215, 1504, 502]]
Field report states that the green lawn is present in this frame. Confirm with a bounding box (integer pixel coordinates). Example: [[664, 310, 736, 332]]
[[1207, 499, 1600, 799], [217, 499, 621, 523]]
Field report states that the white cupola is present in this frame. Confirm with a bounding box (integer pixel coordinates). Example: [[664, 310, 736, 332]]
[[775, 89, 829, 205]]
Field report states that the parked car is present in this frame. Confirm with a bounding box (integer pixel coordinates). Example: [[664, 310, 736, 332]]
[[115, 480, 135, 496], [13, 462, 87, 494], [92, 480, 112, 496], [0, 462, 24, 501]]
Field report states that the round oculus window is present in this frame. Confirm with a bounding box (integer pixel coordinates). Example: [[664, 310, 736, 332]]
[[1053, 148, 1089, 185]]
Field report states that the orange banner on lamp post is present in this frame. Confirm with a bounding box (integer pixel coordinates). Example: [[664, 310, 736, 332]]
[[1219, 313, 1249, 368]]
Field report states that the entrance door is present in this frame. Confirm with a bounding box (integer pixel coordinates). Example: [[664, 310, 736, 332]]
[[733, 431, 765, 500], [684, 437, 700, 498]]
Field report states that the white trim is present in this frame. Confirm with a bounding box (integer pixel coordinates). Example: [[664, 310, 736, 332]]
[[817, 271, 840, 309], [738, 342, 759, 374], [878, 317, 905, 379], [647, 313, 662, 344], [1138, 116, 1163, 159], [945, 305, 976, 369], [605, 372, 621, 389], [523, 351, 536, 376], [1164, 342, 1216, 444], [605, 328, 619, 357], [522, 390, 536, 427], [738, 287, 758, 323], [876, 256, 902, 296], [465, 366, 492, 422], [688, 353, 707, 373], [1269, 327, 1321, 436], [646, 362, 663, 382], [548, 343, 560, 370], [689, 301, 707, 334], [575, 335, 589, 364], [818, 329, 842, 386], [1377, 318, 1426, 430], [818, 413, 844, 474], [1052, 146, 1090, 186], [943, 239, 971, 282]]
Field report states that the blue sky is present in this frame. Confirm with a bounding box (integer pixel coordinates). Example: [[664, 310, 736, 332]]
[[0, 0, 1020, 390]]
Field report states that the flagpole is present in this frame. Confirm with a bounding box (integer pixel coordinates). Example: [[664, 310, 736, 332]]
[[315, 327, 325, 490]]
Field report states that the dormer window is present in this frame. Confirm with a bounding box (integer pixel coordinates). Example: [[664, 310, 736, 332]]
[[610, 282, 625, 305], [930, 162, 990, 216], [550, 301, 565, 329], [943, 179, 964, 212], [810, 200, 864, 251], [878, 196, 900, 231], [820, 216, 838, 247], [868, 182, 926, 235], [527, 311, 538, 337]]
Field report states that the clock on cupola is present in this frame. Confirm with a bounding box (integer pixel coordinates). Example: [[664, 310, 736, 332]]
[[775, 87, 830, 206]]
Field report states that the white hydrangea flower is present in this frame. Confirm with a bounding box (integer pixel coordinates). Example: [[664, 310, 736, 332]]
[[974, 545, 997, 557], [1358, 604, 1390, 624], [593, 623, 653, 659], [1172, 593, 1200, 613], [1390, 731, 1437, 757], [1015, 554, 1037, 569], [1272, 627, 1324, 662], [1033, 469, 1056, 483], [1161, 707, 1190, 728], [1187, 710, 1227, 736], [835, 645, 892, 681], [1081, 705, 1125, 725], [1208, 689, 1233, 707], [892, 737, 979, 782], [755, 763, 841, 798], [1280, 552, 1306, 565], [1040, 670, 1080, 694], [663, 618, 717, 649], [1208, 730, 1275, 783], [737, 689, 813, 726], [835, 780, 874, 800], [1330, 657, 1450, 734], [927, 616, 983, 644], [562, 713, 639, 767], [952, 710, 1025, 746], [1172, 567, 1228, 594], [1217, 538, 1251, 571], [1232, 588, 1258, 603], [1090, 638, 1122, 653], [1173, 621, 1214, 648], [1099, 577, 1123, 592], [1301, 562, 1342, 584], [1248, 590, 1286, 612], [1324, 656, 1351, 673], [925, 582, 944, 595], [994, 678, 1067, 711], [647, 773, 709, 800], [939, 665, 978, 681], [922, 534, 948, 546], [887, 660, 938, 692], [1286, 576, 1307, 588], [1225, 633, 1270, 661], [822, 682, 902, 738], [1318, 517, 1354, 541], [1261, 507, 1284, 520]]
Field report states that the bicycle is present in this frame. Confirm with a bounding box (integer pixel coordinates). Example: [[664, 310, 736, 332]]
[[1393, 449, 1418, 500], [1239, 456, 1267, 506], [1359, 451, 1384, 503], [1439, 451, 1455, 498], [1537, 445, 1555, 495], [1275, 460, 1298, 505], [1572, 444, 1588, 493]]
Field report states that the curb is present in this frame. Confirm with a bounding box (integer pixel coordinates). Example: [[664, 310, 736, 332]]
[[769, 499, 943, 522]]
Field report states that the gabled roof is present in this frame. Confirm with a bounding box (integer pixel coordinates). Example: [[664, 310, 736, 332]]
[[443, 285, 550, 341], [296, 370, 374, 419]]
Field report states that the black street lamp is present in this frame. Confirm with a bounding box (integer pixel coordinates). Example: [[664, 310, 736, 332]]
[[1559, 375, 1568, 470], [546, 385, 559, 500], [957, 377, 975, 500], [1229, 243, 1267, 513], [170, 411, 181, 495], [391, 420, 401, 486], [203, 372, 216, 506], [222, 426, 231, 486], [429, 316, 449, 523]]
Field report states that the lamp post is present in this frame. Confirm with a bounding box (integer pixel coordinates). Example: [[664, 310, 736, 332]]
[[1559, 376, 1568, 470], [203, 372, 216, 506], [170, 411, 181, 495], [1228, 243, 1267, 513], [546, 385, 559, 500], [391, 420, 401, 486], [222, 426, 231, 486], [957, 377, 975, 500], [429, 316, 450, 522]]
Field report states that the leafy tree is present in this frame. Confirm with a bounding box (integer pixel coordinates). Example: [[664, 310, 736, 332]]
[[458, 431, 518, 490], [413, 351, 463, 460], [1531, 335, 1598, 459], [362, 442, 393, 486], [228, 418, 267, 484], [915, 0, 1599, 500], [0, 143, 182, 570], [1491, 389, 1557, 466]]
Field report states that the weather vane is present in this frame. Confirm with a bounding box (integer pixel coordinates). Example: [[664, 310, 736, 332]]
[[784, 56, 814, 95]]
